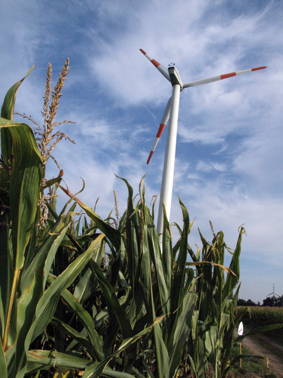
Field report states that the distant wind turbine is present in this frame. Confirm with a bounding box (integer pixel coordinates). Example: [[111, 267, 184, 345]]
[[140, 48, 267, 240], [266, 284, 280, 298]]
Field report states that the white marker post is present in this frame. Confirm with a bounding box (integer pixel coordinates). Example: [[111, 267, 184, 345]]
[[238, 321, 244, 368]]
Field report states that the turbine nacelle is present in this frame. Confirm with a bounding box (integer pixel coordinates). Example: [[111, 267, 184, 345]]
[[168, 65, 183, 89]]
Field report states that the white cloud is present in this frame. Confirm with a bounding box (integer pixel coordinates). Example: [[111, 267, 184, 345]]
[[196, 161, 226, 172], [178, 125, 225, 144]]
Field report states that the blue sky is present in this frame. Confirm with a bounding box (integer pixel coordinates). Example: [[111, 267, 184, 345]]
[[1, 0, 283, 303]]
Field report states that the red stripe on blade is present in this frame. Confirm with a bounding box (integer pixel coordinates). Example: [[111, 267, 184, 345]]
[[151, 59, 160, 68], [221, 72, 236, 79], [147, 151, 154, 165], [156, 123, 166, 138], [251, 66, 267, 71], [140, 49, 146, 55]]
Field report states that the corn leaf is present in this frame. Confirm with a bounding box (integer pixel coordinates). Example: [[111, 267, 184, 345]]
[[168, 292, 198, 377], [31, 234, 104, 342], [16, 234, 104, 378], [26, 349, 92, 374], [147, 217, 169, 316], [89, 259, 132, 340], [1, 66, 34, 121], [58, 183, 120, 251], [187, 261, 237, 276], [153, 322, 169, 378], [0, 66, 34, 191], [171, 198, 190, 314], [0, 120, 42, 271], [0, 340, 8, 378], [223, 227, 245, 300], [83, 319, 163, 378], [161, 203, 172, 301], [83, 359, 133, 378], [51, 317, 100, 361], [57, 286, 104, 360], [13, 217, 72, 374], [0, 118, 42, 359], [20, 216, 71, 295]]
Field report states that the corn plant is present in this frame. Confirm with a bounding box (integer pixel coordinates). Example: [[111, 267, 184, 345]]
[[0, 68, 105, 378], [184, 227, 244, 377], [57, 179, 244, 378], [187, 227, 283, 378]]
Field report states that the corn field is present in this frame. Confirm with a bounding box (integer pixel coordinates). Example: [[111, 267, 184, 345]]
[[1, 63, 282, 378], [244, 306, 283, 326], [239, 306, 283, 342]]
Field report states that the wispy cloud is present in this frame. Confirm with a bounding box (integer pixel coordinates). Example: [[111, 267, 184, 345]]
[[196, 161, 227, 172]]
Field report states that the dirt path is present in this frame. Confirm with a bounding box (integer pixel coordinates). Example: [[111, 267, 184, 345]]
[[242, 332, 283, 377]]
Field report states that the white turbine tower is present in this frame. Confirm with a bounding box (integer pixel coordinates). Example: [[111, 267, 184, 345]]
[[140, 48, 267, 239]]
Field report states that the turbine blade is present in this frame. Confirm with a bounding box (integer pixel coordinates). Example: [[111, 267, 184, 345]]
[[147, 97, 171, 164], [183, 66, 267, 89], [140, 49, 170, 82]]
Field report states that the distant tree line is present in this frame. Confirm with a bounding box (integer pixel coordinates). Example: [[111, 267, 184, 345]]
[[238, 299, 259, 306], [238, 295, 283, 307], [262, 295, 283, 307]]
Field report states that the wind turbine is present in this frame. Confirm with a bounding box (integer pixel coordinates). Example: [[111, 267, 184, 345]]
[[266, 284, 280, 298], [140, 48, 267, 239]]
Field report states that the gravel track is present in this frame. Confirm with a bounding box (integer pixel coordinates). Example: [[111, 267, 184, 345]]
[[242, 333, 283, 377]]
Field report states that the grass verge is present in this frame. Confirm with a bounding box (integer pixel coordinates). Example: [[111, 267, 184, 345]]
[[227, 345, 277, 378]]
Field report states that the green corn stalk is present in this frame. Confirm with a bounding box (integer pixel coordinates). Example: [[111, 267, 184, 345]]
[[59, 178, 199, 377], [0, 66, 42, 357], [46, 177, 256, 378], [186, 227, 248, 377], [0, 70, 105, 378], [58, 176, 237, 377], [56, 180, 151, 373]]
